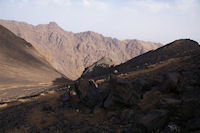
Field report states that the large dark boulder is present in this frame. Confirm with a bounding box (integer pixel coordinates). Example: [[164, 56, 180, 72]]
[[160, 72, 182, 93], [103, 77, 139, 110], [138, 109, 169, 132], [75, 79, 98, 107]]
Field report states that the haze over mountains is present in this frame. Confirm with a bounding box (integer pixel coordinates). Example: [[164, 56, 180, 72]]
[[0, 19, 162, 80]]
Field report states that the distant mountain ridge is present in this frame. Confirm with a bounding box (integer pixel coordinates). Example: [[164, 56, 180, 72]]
[[0, 19, 162, 80]]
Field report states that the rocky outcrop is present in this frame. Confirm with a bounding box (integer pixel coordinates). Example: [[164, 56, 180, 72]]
[[103, 77, 139, 110], [81, 57, 116, 79]]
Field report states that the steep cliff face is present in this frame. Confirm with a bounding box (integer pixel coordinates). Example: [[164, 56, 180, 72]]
[[0, 19, 162, 80]]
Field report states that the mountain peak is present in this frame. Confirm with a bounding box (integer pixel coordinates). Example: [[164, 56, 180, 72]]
[[77, 30, 102, 38], [170, 39, 199, 46], [164, 39, 199, 51], [49, 21, 58, 26], [48, 21, 59, 28], [85, 31, 96, 34]]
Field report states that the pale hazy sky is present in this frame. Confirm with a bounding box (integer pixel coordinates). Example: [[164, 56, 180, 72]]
[[0, 0, 200, 44]]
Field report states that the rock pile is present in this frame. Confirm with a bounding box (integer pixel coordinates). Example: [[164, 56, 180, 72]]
[[61, 65, 200, 132]]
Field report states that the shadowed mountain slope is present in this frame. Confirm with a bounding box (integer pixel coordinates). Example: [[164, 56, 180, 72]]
[[0, 19, 162, 80], [0, 25, 70, 102], [115, 39, 200, 73]]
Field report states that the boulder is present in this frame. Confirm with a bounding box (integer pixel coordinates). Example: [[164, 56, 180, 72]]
[[162, 123, 181, 133], [113, 70, 118, 74], [187, 117, 200, 132], [161, 72, 181, 93], [119, 109, 135, 123], [60, 92, 70, 103], [60, 87, 80, 106], [75, 79, 98, 107], [138, 109, 169, 132], [139, 89, 162, 111], [103, 78, 139, 110]]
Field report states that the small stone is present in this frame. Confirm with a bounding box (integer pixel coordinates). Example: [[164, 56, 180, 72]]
[[113, 70, 118, 74], [60, 92, 70, 102], [70, 90, 77, 96], [138, 109, 168, 132]]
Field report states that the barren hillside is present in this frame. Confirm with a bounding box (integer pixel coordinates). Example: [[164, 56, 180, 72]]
[[0, 25, 69, 102]]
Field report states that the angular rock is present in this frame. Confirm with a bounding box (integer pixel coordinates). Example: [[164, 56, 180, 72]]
[[139, 89, 162, 111], [120, 109, 135, 123], [60, 92, 70, 103], [162, 123, 181, 133], [161, 72, 181, 93], [75, 79, 98, 107], [138, 109, 169, 132], [103, 78, 139, 110], [188, 118, 200, 131]]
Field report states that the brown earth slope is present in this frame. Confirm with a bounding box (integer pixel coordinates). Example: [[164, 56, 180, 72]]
[[0, 25, 70, 102], [0, 19, 162, 80]]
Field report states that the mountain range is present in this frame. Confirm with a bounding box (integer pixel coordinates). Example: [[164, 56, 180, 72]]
[[0, 19, 162, 80]]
